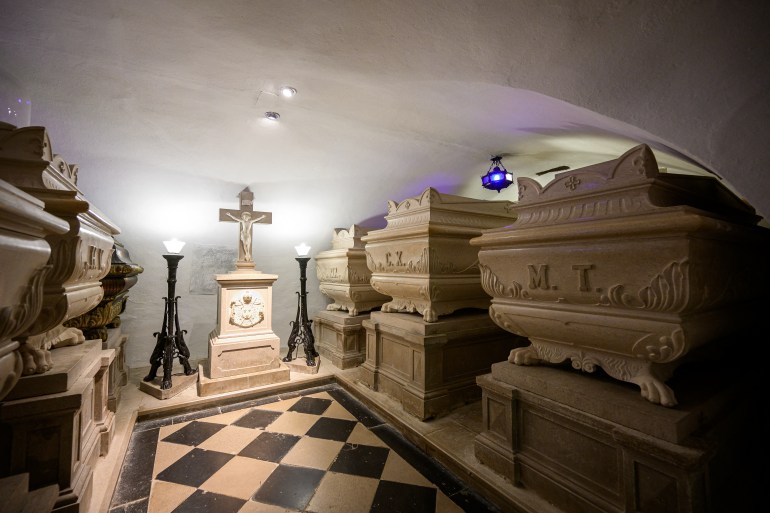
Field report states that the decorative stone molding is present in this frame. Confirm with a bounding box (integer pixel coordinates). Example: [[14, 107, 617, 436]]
[[315, 225, 388, 316], [65, 241, 144, 341], [0, 178, 69, 399], [0, 123, 120, 375], [472, 144, 770, 406], [363, 187, 516, 322]]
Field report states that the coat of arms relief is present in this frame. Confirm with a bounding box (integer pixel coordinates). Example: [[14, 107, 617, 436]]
[[228, 290, 265, 328]]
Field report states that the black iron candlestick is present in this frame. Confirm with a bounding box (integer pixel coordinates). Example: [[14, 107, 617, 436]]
[[283, 256, 318, 366], [143, 254, 196, 389]]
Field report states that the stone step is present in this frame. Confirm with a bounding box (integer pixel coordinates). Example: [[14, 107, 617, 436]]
[[0, 473, 58, 513]]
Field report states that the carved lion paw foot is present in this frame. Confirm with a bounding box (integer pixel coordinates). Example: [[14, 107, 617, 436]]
[[509, 346, 540, 365], [631, 374, 678, 407], [423, 309, 438, 323]]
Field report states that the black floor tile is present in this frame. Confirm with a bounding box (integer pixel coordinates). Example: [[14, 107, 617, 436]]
[[305, 417, 357, 442], [171, 489, 246, 513], [156, 448, 234, 488], [110, 428, 159, 506], [370, 480, 437, 513], [238, 431, 301, 462], [446, 489, 503, 513], [251, 464, 325, 510], [329, 443, 391, 479], [288, 396, 332, 415], [108, 497, 149, 513], [327, 388, 385, 428], [371, 424, 465, 497], [232, 408, 282, 429], [218, 395, 280, 413], [161, 420, 225, 446]]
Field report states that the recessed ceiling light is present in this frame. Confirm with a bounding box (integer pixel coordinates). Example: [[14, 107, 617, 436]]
[[279, 86, 297, 98], [265, 111, 280, 121]]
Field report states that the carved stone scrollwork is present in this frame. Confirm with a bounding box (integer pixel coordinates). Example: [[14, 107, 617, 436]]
[[316, 225, 389, 316], [472, 144, 770, 406], [364, 187, 517, 322]]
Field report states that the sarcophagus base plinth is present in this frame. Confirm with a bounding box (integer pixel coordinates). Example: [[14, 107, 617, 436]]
[[475, 360, 760, 513], [314, 310, 369, 369], [360, 311, 526, 420]]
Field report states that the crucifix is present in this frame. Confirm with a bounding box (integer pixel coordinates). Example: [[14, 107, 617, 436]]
[[219, 188, 272, 269]]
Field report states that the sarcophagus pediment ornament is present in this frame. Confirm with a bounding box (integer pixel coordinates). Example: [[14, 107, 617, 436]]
[[363, 187, 517, 322], [471, 144, 770, 406], [0, 123, 120, 374], [315, 225, 388, 316]]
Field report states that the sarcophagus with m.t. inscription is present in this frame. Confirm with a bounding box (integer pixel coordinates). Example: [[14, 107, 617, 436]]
[[471, 144, 770, 406]]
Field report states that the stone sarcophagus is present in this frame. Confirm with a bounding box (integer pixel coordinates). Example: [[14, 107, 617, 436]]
[[0, 123, 120, 376], [0, 179, 69, 399], [363, 187, 516, 322], [471, 144, 770, 406], [65, 241, 144, 342], [316, 225, 389, 316]]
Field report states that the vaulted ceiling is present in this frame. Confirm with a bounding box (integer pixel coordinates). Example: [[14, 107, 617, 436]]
[[2, 0, 768, 218]]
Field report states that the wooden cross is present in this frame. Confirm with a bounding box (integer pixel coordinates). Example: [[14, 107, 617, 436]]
[[219, 188, 272, 264]]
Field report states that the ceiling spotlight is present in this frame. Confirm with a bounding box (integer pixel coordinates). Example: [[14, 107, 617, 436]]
[[265, 111, 280, 121], [279, 86, 297, 98]]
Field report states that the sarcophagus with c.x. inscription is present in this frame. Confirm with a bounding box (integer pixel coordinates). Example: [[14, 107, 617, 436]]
[[363, 187, 516, 322], [471, 144, 770, 406]]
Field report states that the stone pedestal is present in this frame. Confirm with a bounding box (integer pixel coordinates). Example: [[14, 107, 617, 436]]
[[198, 270, 289, 396], [285, 357, 321, 375], [316, 225, 388, 316], [103, 328, 128, 411], [0, 340, 112, 513], [471, 144, 770, 406], [363, 187, 516, 322], [314, 310, 368, 369], [140, 372, 198, 400], [475, 360, 760, 513], [360, 310, 525, 420]]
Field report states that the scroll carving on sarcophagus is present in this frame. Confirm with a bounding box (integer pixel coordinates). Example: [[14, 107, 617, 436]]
[[362, 187, 517, 322], [471, 143, 770, 406], [0, 122, 120, 375]]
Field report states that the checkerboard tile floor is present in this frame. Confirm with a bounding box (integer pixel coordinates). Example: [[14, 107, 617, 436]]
[[109, 384, 501, 513]]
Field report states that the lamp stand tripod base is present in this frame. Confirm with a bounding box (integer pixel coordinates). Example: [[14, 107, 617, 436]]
[[284, 356, 321, 375], [139, 371, 198, 400]]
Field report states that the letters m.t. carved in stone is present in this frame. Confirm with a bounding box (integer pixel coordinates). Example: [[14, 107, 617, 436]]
[[528, 264, 549, 290]]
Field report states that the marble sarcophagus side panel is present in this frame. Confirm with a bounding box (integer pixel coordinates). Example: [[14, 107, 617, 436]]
[[316, 225, 388, 316], [363, 187, 516, 322], [0, 123, 120, 376], [0, 179, 69, 399], [471, 144, 770, 406]]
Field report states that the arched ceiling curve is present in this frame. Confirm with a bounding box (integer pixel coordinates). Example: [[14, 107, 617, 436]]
[[1, 0, 768, 218]]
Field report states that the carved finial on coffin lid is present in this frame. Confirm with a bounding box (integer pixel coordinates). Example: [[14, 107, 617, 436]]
[[387, 187, 441, 215], [331, 225, 370, 250], [517, 144, 659, 204], [0, 123, 78, 188]]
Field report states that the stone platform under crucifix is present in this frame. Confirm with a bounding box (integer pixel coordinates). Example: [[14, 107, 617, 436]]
[[198, 188, 289, 396]]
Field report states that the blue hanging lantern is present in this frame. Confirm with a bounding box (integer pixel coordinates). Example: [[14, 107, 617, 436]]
[[481, 156, 514, 193]]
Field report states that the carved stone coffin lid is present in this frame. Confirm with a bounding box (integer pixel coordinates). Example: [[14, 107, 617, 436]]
[[363, 187, 516, 240], [0, 123, 120, 236], [0, 179, 69, 238], [503, 144, 759, 232], [108, 241, 144, 279], [331, 225, 370, 249]]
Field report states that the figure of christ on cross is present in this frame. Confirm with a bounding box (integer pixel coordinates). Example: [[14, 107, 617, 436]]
[[219, 188, 272, 265]]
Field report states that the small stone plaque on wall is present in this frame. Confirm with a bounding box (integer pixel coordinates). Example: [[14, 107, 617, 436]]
[[189, 244, 236, 294]]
